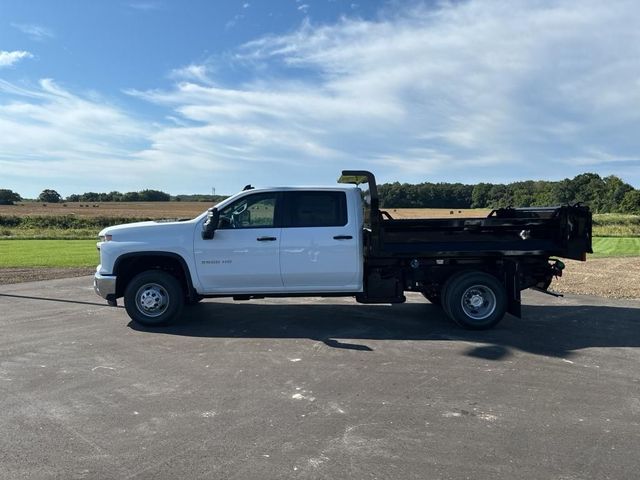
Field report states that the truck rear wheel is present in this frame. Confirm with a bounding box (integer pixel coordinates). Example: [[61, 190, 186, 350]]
[[443, 272, 506, 330], [124, 271, 184, 327]]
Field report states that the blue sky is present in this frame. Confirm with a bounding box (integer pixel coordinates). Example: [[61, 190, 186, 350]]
[[1, 0, 639, 198]]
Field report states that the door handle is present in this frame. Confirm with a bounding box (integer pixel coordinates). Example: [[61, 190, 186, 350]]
[[333, 235, 353, 240], [257, 236, 277, 242]]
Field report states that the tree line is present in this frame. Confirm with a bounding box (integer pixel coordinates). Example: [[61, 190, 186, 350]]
[[0, 189, 224, 204], [1, 172, 639, 213], [64, 189, 172, 202], [378, 173, 640, 214]]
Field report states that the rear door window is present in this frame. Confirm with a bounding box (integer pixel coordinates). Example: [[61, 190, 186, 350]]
[[284, 191, 347, 227]]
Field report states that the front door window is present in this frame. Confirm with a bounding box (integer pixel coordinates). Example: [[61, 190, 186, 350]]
[[218, 193, 277, 229]]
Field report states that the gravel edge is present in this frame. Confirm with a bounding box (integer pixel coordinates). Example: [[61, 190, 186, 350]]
[[0, 268, 95, 286]]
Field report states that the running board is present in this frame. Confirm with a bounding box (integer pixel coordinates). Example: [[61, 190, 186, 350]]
[[355, 294, 406, 304]]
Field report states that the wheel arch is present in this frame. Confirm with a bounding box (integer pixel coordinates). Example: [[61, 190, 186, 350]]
[[113, 252, 197, 301]]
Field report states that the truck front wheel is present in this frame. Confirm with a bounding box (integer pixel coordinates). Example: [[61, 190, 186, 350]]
[[124, 271, 184, 327], [444, 272, 506, 330]]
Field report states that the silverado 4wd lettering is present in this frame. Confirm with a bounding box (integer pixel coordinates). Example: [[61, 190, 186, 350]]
[[94, 170, 592, 330]]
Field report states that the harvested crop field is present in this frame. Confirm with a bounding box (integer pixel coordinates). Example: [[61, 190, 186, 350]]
[[0, 201, 212, 219], [385, 207, 491, 218], [0, 203, 493, 219]]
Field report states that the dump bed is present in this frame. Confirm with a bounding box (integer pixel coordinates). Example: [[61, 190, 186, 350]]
[[337, 170, 592, 262], [377, 205, 592, 260]]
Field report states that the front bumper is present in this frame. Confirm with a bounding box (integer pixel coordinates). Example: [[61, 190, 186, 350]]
[[94, 272, 117, 300]]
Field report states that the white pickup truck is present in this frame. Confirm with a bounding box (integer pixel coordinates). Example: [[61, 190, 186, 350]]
[[94, 171, 592, 329]]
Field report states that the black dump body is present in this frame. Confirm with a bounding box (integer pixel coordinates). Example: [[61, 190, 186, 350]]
[[377, 205, 592, 261], [338, 169, 592, 262]]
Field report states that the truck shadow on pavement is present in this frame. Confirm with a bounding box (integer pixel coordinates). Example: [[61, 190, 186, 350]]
[[0, 292, 124, 308], [128, 300, 640, 360]]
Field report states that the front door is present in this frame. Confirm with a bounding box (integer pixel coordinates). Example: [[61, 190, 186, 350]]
[[194, 192, 283, 293]]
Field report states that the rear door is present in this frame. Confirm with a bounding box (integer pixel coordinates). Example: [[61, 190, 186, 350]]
[[279, 190, 362, 291]]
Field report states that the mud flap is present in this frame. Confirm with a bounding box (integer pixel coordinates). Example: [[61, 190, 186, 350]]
[[356, 271, 406, 304], [504, 260, 521, 318]]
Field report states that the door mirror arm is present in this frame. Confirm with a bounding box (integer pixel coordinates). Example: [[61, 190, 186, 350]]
[[202, 208, 220, 240]]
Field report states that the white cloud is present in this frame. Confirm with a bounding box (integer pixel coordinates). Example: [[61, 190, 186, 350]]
[[169, 64, 213, 84], [225, 14, 245, 30], [0, 50, 32, 68], [11, 23, 54, 41], [0, 79, 160, 196], [126, 2, 162, 11], [128, 0, 640, 187]]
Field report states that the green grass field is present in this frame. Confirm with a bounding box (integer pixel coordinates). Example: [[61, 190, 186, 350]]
[[0, 236, 637, 270], [591, 237, 640, 257], [592, 213, 640, 237], [0, 240, 98, 268]]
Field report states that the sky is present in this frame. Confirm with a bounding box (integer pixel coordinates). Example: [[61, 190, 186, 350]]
[[1, 0, 639, 198]]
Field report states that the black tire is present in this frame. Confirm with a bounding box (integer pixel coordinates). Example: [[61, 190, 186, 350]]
[[443, 272, 507, 330], [421, 291, 441, 305], [124, 271, 184, 326], [440, 272, 467, 319]]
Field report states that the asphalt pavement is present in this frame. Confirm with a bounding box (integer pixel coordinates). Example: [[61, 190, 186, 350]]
[[1, 276, 639, 480]]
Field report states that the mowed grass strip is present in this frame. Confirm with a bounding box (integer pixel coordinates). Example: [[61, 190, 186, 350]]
[[0, 235, 636, 270], [591, 237, 640, 257], [0, 240, 98, 267]]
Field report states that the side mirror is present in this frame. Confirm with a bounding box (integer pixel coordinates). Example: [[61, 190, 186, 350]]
[[201, 208, 220, 240]]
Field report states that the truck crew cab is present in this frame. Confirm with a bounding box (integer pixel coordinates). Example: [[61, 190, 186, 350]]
[[94, 170, 592, 330]]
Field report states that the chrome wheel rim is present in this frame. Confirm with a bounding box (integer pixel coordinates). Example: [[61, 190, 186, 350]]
[[135, 283, 169, 318], [461, 285, 496, 321]]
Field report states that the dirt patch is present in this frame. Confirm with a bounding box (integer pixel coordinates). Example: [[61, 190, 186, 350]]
[[552, 257, 640, 299], [0, 267, 95, 285]]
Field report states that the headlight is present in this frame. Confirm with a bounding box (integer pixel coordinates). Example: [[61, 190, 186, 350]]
[[99, 234, 113, 242]]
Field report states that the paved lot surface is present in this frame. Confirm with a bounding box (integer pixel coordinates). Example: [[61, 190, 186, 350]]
[[1, 277, 639, 480]]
